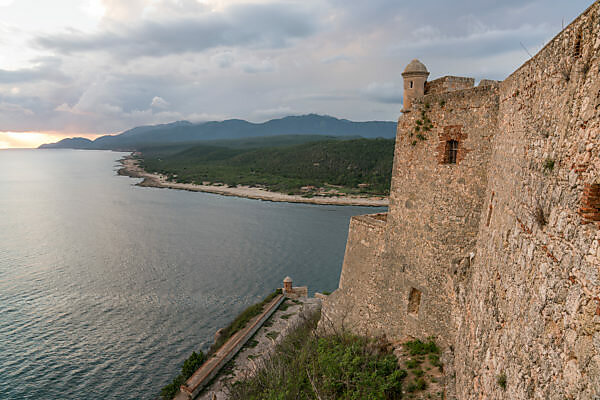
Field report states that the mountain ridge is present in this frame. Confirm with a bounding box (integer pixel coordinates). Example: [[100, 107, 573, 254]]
[[39, 114, 396, 150]]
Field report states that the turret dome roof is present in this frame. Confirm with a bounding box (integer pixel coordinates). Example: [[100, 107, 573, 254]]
[[403, 59, 428, 74]]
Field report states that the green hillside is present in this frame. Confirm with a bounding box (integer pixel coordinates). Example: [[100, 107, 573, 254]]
[[140, 137, 395, 195]]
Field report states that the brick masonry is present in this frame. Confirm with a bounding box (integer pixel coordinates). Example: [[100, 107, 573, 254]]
[[320, 2, 600, 399]]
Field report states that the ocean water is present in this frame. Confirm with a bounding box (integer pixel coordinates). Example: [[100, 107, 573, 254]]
[[0, 149, 385, 400]]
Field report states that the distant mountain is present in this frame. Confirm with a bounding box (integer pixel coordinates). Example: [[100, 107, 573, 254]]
[[39, 137, 94, 149], [39, 114, 396, 150]]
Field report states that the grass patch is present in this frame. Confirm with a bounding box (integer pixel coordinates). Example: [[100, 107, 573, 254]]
[[406, 378, 427, 392], [428, 354, 442, 370], [266, 331, 279, 340], [160, 351, 206, 400], [280, 313, 293, 320], [405, 338, 440, 356], [229, 312, 407, 400]]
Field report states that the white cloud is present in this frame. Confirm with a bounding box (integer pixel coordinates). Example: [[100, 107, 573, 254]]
[[0, 0, 594, 136], [151, 96, 170, 109]]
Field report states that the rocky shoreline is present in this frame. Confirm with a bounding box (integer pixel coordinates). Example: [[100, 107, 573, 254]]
[[118, 155, 389, 207]]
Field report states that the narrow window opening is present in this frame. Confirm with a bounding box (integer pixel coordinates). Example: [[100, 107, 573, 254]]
[[574, 30, 582, 58], [486, 191, 495, 227], [410, 81, 413, 88], [445, 139, 458, 164], [407, 288, 422, 315]]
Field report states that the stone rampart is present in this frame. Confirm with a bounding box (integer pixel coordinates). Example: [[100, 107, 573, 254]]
[[320, 213, 387, 335], [320, 1, 600, 398], [454, 3, 600, 398]]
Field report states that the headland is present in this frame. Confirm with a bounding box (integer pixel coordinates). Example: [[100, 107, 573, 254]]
[[118, 155, 389, 207]]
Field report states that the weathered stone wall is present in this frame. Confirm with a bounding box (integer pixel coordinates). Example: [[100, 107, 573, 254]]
[[320, 213, 387, 335], [382, 84, 498, 349], [426, 76, 475, 95], [321, 2, 600, 399], [454, 2, 600, 398]]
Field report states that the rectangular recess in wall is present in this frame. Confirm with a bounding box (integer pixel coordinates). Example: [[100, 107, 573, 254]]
[[407, 288, 422, 315]]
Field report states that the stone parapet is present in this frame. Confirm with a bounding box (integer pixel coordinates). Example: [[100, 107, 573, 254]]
[[425, 76, 475, 95]]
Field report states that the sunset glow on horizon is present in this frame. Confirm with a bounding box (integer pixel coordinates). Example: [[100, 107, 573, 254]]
[[0, 132, 103, 149]]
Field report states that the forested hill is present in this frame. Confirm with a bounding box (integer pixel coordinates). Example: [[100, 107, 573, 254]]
[[140, 137, 395, 195], [39, 114, 396, 150]]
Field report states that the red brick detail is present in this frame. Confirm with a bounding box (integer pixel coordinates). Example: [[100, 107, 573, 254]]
[[578, 184, 600, 224], [516, 217, 533, 235], [540, 244, 559, 263], [436, 125, 468, 164]]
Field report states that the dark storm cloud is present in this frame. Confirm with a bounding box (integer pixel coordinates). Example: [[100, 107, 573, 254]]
[[35, 3, 320, 57]]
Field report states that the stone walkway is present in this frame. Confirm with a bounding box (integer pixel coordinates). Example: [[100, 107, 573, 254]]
[[174, 294, 285, 400], [196, 297, 322, 400]]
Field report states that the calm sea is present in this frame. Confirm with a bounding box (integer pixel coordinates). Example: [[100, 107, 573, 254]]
[[0, 149, 385, 400]]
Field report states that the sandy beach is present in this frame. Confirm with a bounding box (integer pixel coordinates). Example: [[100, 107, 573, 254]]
[[118, 155, 389, 207]]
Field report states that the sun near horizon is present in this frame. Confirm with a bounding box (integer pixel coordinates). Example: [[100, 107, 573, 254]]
[[0, 132, 103, 149]]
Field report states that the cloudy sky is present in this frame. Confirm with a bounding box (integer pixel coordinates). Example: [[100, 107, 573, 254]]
[[0, 0, 593, 148]]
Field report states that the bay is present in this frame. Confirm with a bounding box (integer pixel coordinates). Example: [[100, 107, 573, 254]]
[[0, 149, 385, 400]]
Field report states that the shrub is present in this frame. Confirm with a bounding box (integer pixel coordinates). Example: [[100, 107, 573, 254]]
[[405, 339, 440, 356], [229, 312, 407, 400], [497, 373, 507, 390], [429, 353, 442, 370], [543, 158, 555, 172]]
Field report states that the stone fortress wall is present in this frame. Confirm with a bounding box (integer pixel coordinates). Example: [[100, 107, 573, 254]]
[[320, 2, 600, 399]]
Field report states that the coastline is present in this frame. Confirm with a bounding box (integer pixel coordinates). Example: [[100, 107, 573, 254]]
[[117, 155, 389, 207]]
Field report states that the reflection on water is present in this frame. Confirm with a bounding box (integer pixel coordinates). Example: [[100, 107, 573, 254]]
[[0, 149, 385, 400]]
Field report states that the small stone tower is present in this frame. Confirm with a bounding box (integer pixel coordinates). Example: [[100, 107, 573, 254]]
[[283, 276, 292, 293], [282, 276, 308, 299], [401, 59, 429, 112]]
